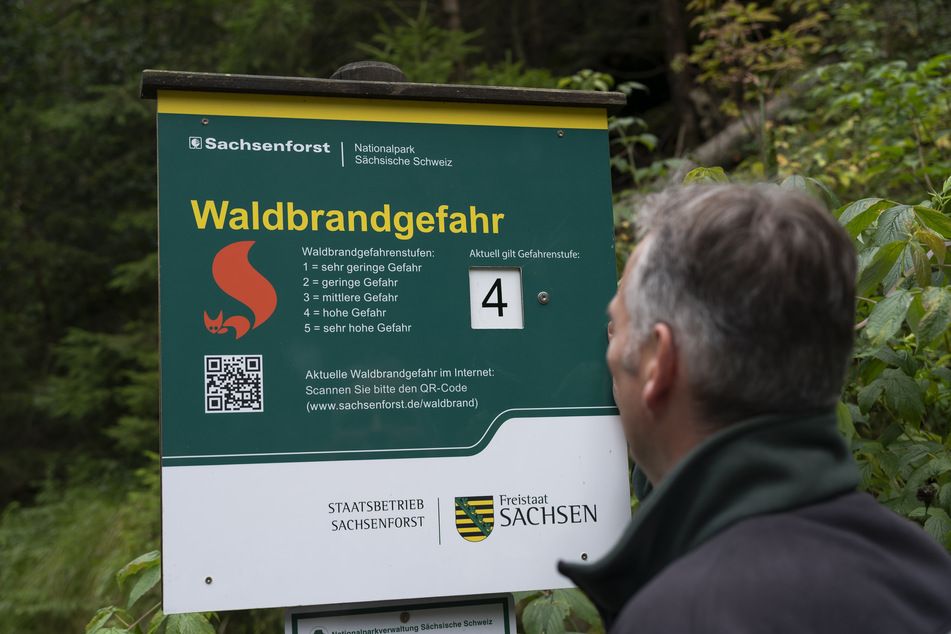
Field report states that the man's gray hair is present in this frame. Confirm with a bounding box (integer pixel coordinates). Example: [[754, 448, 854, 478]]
[[624, 184, 857, 425]]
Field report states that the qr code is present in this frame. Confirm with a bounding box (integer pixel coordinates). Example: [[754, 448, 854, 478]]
[[205, 355, 263, 413]]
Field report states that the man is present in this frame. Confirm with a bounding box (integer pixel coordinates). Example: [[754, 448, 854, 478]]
[[559, 185, 951, 633]]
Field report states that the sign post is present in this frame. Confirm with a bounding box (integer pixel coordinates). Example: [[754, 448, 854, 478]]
[[142, 67, 629, 615]]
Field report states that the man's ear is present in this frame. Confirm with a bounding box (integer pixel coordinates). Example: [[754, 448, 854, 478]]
[[643, 323, 677, 411]]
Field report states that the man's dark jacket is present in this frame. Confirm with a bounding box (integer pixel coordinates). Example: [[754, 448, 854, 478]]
[[559, 411, 951, 633]]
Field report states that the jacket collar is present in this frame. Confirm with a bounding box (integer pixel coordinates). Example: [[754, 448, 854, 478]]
[[559, 410, 859, 628]]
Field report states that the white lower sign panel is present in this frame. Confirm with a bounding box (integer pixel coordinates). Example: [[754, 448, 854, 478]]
[[285, 594, 515, 634], [162, 415, 629, 613]]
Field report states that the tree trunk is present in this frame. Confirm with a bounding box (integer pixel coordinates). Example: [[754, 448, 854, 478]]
[[661, 0, 697, 154], [443, 0, 461, 31]]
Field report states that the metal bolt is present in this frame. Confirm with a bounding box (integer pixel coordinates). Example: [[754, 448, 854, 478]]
[[537, 291, 550, 305], [205, 576, 213, 584], [202, 118, 209, 125], [557, 130, 564, 137], [581, 553, 588, 561], [400, 613, 410, 623]]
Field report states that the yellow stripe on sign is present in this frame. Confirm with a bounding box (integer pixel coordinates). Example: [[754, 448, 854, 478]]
[[156, 90, 607, 130]]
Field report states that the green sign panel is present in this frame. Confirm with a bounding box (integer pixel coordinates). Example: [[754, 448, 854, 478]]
[[158, 91, 618, 467]]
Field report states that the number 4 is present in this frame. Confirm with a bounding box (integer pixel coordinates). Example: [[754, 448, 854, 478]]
[[482, 278, 508, 317]]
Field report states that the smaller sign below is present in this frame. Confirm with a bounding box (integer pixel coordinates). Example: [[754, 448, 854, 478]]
[[286, 594, 516, 634], [469, 268, 524, 329]]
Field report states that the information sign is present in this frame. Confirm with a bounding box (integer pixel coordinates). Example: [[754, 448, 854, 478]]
[[285, 595, 515, 634], [144, 71, 630, 615]]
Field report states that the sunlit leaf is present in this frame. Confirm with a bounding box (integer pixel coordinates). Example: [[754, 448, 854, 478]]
[[86, 606, 121, 633], [117, 550, 161, 585], [916, 287, 951, 347], [875, 205, 915, 244], [865, 289, 913, 348], [165, 613, 216, 634], [127, 564, 160, 610], [835, 197, 884, 223], [915, 206, 951, 239], [856, 241, 906, 297], [842, 200, 891, 239], [682, 166, 729, 184]]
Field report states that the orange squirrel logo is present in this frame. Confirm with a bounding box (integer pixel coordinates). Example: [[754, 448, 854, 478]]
[[203, 241, 276, 339]]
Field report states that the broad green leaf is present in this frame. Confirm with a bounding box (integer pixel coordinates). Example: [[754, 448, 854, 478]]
[[836, 197, 884, 223], [924, 509, 951, 546], [148, 609, 167, 634], [856, 458, 875, 486], [882, 244, 913, 297], [864, 289, 913, 348], [117, 550, 161, 585], [513, 591, 544, 604], [858, 354, 887, 385], [553, 588, 600, 626], [165, 613, 216, 634], [906, 294, 925, 333], [915, 206, 951, 239], [682, 166, 728, 184], [876, 445, 902, 476], [895, 444, 931, 472], [910, 242, 932, 288], [871, 347, 917, 377], [916, 287, 951, 347], [927, 457, 951, 478], [917, 229, 947, 264], [879, 422, 904, 450], [856, 241, 906, 297], [840, 199, 890, 238], [86, 606, 120, 633], [780, 175, 808, 191], [877, 368, 926, 422], [128, 564, 161, 610], [846, 402, 868, 426], [857, 381, 885, 414], [836, 401, 855, 445], [932, 366, 951, 386], [940, 483, 951, 509], [805, 176, 841, 208], [875, 205, 914, 244], [524, 594, 571, 634]]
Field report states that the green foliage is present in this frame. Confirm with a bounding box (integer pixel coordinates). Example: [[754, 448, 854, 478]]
[[0, 470, 158, 633], [515, 589, 602, 634], [355, 1, 481, 83], [218, 0, 316, 76], [774, 52, 951, 200], [664, 169, 951, 552], [353, 2, 561, 89], [837, 176, 951, 547], [467, 53, 556, 88], [86, 552, 216, 634], [686, 1, 826, 116]]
